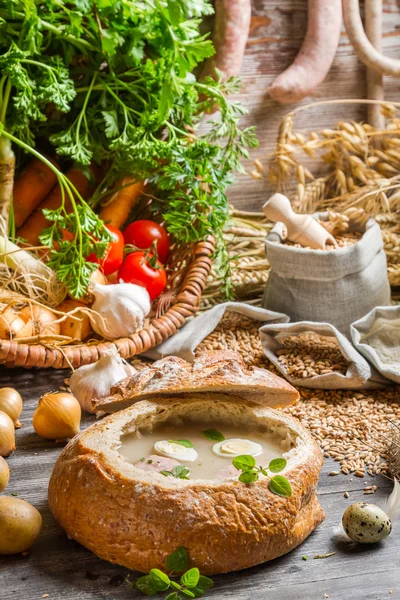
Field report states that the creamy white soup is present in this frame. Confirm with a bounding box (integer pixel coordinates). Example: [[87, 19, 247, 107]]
[[118, 423, 290, 480]]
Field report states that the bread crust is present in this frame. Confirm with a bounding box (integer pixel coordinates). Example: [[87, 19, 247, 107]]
[[93, 350, 300, 413], [49, 396, 324, 574]]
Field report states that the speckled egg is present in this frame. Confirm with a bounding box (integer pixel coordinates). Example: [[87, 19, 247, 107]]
[[342, 502, 392, 544]]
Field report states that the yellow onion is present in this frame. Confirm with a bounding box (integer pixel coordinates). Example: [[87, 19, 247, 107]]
[[0, 307, 32, 340], [19, 305, 60, 336], [0, 456, 10, 492], [56, 300, 92, 342], [0, 387, 23, 428], [33, 392, 81, 440], [0, 410, 16, 456]]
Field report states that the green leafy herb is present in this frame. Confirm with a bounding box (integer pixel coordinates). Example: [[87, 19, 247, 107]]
[[268, 458, 288, 473], [169, 440, 193, 448], [233, 455, 292, 498], [269, 476, 292, 498], [232, 455, 256, 471], [201, 429, 225, 442], [161, 466, 190, 480], [166, 547, 189, 572], [130, 547, 214, 599], [150, 570, 171, 592], [180, 568, 200, 589]]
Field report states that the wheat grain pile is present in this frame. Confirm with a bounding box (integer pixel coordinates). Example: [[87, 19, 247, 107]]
[[196, 312, 400, 478]]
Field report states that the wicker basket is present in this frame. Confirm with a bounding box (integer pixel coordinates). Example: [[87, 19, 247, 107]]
[[0, 238, 214, 369]]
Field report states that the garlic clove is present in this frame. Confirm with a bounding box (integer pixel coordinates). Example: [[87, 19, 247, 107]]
[[70, 347, 136, 413], [89, 282, 150, 339], [0, 388, 23, 428], [0, 456, 10, 492], [0, 411, 16, 457], [33, 392, 81, 441]]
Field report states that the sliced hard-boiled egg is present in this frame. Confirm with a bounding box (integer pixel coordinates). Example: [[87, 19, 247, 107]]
[[213, 438, 263, 458], [154, 440, 198, 462]]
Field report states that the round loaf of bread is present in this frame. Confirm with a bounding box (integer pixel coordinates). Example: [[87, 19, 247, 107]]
[[48, 395, 325, 575]]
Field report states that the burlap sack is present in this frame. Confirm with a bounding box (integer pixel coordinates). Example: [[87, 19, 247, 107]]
[[260, 321, 389, 389], [262, 217, 391, 335], [351, 305, 400, 384]]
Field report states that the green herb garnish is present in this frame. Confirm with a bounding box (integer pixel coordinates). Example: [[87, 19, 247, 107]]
[[201, 429, 225, 442], [232, 455, 292, 497], [168, 440, 193, 449], [129, 547, 214, 599], [161, 466, 190, 480]]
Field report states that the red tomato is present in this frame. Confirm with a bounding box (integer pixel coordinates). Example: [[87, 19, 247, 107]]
[[87, 225, 124, 275], [118, 252, 167, 300], [123, 220, 170, 263]]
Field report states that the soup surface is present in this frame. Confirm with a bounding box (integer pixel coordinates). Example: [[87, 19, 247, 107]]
[[119, 423, 289, 480]]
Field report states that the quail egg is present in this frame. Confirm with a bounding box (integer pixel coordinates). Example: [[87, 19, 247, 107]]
[[212, 438, 263, 458], [342, 502, 392, 544], [154, 440, 198, 462]]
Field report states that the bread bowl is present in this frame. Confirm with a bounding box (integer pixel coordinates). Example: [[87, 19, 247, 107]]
[[48, 394, 324, 575], [93, 350, 300, 413]]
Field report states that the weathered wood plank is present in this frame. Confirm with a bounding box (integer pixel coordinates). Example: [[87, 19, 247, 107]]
[[0, 366, 398, 600], [229, 0, 400, 211]]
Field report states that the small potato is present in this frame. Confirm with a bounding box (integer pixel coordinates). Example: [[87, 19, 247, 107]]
[[57, 300, 92, 341], [0, 496, 42, 554]]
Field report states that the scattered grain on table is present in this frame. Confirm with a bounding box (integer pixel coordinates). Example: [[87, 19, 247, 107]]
[[196, 312, 400, 477]]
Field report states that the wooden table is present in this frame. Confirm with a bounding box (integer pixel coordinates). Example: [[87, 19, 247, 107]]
[[1, 367, 399, 600], [2, 2, 400, 598]]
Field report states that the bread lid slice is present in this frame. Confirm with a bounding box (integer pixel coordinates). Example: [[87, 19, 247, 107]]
[[93, 350, 299, 413]]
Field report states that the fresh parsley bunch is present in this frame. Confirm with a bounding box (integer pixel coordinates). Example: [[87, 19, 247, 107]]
[[0, 0, 257, 297]]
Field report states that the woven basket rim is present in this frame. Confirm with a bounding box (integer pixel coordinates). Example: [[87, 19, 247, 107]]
[[0, 237, 214, 369]]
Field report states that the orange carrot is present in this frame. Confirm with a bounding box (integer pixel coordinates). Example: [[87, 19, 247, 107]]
[[0, 137, 15, 230], [13, 157, 59, 228], [17, 167, 94, 246], [99, 176, 144, 228]]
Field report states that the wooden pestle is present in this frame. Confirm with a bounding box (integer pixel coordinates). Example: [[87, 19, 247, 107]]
[[263, 193, 337, 249]]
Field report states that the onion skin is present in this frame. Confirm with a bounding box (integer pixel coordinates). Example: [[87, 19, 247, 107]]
[[0, 456, 10, 492], [0, 307, 33, 340], [0, 497, 42, 554], [0, 387, 23, 428], [19, 305, 60, 336], [56, 300, 92, 342], [33, 392, 81, 440], [0, 411, 16, 457]]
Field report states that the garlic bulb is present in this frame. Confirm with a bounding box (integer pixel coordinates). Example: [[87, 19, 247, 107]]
[[0, 456, 10, 492], [0, 411, 16, 456], [70, 347, 136, 413], [0, 388, 23, 428], [89, 282, 150, 339], [33, 392, 81, 440]]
